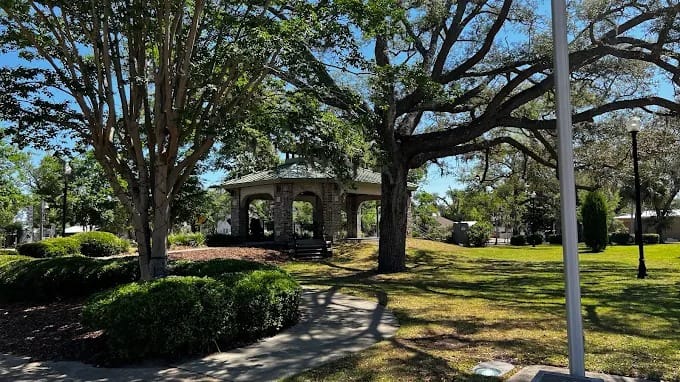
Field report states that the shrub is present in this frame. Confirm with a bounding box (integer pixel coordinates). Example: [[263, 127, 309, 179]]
[[83, 267, 301, 362], [510, 235, 526, 246], [527, 233, 544, 246], [229, 270, 301, 340], [581, 191, 608, 252], [205, 234, 243, 247], [83, 276, 232, 361], [17, 237, 80, 258], [467, 221, 493, 247], [72, 232, 130, 257], [643, 233, 660, 244], [547, 234, 562, 244], [0, 249, 18, 256], [170, 258, 274, 278], [610, 232, 633, 245], [168, 232, 205, 248], [0, 256, 139, 302], [0, 254, 31, 267]]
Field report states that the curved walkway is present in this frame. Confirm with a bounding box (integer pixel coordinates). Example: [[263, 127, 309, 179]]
[[0, 289, 399, 381]]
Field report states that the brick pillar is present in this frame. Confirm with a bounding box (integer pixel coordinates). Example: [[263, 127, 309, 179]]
[[322, 183, 342, 242], [273, 183, 293, 242], [229, 189, 241, 236], [346, 194, 360, 238]]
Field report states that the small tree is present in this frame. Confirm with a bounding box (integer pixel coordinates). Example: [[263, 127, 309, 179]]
[[581, 191, 608, 252]]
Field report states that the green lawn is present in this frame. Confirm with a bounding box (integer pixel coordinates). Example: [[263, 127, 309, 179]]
[[281, 239, 680, 382]]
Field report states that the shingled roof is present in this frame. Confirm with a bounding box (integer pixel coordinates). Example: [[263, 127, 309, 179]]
[[222, 158, 417, 189]]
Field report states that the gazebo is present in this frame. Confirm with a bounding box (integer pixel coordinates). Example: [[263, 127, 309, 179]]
[[221, 158, 417, 243]]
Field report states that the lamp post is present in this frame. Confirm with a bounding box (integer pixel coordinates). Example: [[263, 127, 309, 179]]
[[530, 191, 537, 247], [61, 160, 72, 237], [627, 116, 647, 279]]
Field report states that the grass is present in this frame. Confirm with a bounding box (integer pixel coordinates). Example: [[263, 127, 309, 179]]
[[281, 239, 680, 382]]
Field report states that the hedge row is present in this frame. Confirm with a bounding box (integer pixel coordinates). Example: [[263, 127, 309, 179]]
[[0, 255, 139, 302], [205, 234, 243, 247], [83, 264, 301, 362], [16, 232, 129, 258], [609, 232, 660, 245], [168, 232, 205, 248]]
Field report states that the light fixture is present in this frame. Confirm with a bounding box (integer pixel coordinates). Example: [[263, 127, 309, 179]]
[[627, 116, 641, 133]]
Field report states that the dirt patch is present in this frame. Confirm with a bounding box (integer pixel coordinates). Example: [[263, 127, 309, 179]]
[[0, 298, 106, 364], [169, 246, 290, 264]]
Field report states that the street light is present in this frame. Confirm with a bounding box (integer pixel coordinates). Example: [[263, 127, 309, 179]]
[[530, 191, 537, 247], [627, 116, 647, 279], [62, 161, 71, 237]]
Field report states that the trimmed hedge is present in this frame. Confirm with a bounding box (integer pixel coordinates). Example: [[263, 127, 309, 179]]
[[83, 277, 232, 361], [527, 233, 544, 246], [547, 234, 562, 244], [17, 237, 80, 258], [643, 233, 660, 244], [0, 256, 139, 302], [205, 234, 243, 247], [168, 232, 205, 248], [581, 191, 608, 252], [72, 232, 130, 257], [83, 268, 301, 362], [510, 235, 526, 246], [610, 232, 633, 245], [467, 221, 493, 247]]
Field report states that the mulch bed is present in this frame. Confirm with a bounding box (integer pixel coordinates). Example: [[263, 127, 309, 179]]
[[169, 246, 289, 264], [0, 246, 289, 364], [0, 298, 106, 364]]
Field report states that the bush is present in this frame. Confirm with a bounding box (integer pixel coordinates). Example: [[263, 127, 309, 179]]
[[0, 249, 18, 256], [467, 221, 493, 247], [17, 237, 80, 258], [510, 235, 526, 246], [168, 232, 205, 248], [643, 233, 660, 244], [581, 191, 608, 252], [610, 232, 633, 245], [83, 276, 232, 361], [527, 233, 544, 246], [83, 267, 301, 362], [72, 232, 130, 257], [0, 256, 139, 302], [547, 234, 562, 244], [205, 234, 243, 247]]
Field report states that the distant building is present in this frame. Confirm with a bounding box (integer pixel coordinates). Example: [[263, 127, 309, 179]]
[[614, 209, 680, 241]]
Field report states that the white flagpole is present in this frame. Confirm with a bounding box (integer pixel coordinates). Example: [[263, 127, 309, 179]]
[[550, 0, 586, 376]]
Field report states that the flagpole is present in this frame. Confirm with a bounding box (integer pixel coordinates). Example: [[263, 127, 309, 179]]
[[550, 0, 586, 376]]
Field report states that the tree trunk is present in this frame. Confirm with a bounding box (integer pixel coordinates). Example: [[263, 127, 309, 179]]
[[149, 164, 170, 279], [378, 161, 409, 273]]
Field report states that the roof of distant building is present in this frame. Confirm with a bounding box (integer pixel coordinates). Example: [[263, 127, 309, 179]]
[[222, 158, 418, 190], [614, 209, 680, 220]]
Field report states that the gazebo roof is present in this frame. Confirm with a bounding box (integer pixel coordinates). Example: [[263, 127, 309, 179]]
[[222, 158, 417, 190]]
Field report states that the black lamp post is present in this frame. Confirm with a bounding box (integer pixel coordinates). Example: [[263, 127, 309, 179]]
[[530, 191, 537, 247], [61, 160, 71, 237], [627, 116, 647, 279]]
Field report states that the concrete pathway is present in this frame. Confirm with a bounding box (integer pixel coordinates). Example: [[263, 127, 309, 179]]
[[0, 289, 399, 382], [508, 365, 651, 382]]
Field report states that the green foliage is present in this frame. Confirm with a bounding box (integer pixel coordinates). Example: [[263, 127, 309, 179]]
[[72, 231, 130, 257], [0, 249, 18, 256], [83, 276, 232, 361], [582, 191, 609, 252], [83, 267, 301, 362], [527, 233, 544, 246], [610, 232, 633, 245], [205, 234, 243, 247], [16, 237, 80, 258], [643, 233, 660, 244], [168, 232, 206, 248], [546, 234, 562, 245], [467, 222, 492, 247], [510, 235, 527, 246], [0, 256, 139, 302]]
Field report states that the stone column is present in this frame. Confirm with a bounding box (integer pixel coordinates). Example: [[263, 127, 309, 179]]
[[345, 194, 360, 239], [322, 183, 342, 242], [273, 183, 293, 242], [229, 189, 241, 236], [406, 191, 414, 237]]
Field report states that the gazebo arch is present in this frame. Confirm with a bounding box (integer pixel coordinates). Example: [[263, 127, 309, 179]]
[[222, 158, 417, 243]]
